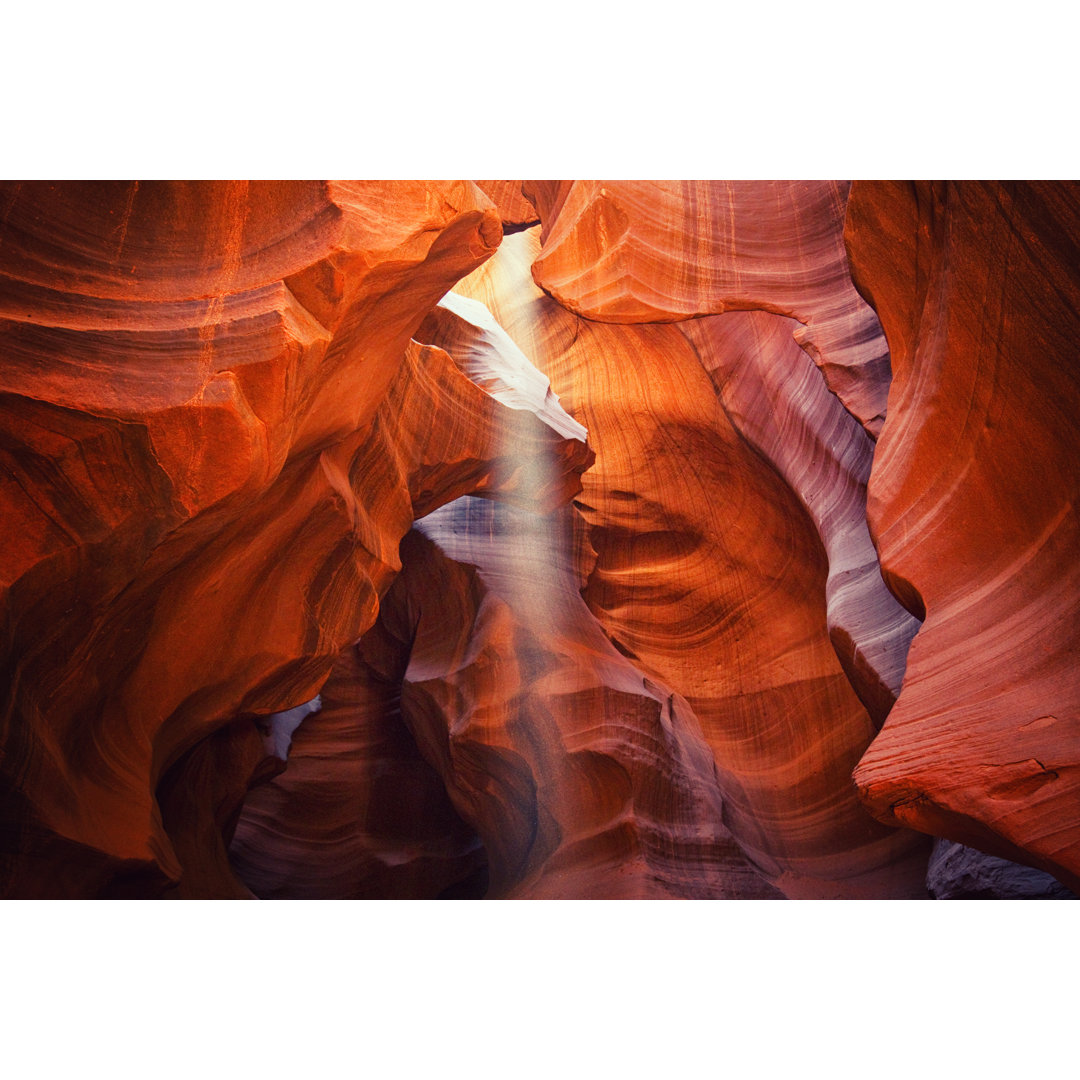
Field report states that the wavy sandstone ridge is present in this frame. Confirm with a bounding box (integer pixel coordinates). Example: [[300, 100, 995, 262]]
[[228, 624, 489, 900], [378, 503, 783, 899], [848, 181, 1080, 891], [3, 179, 1073, 899], [229, 293, 602, 898], [454, 229, 929, 897], [0, 181, 592, 898], [523, 180, 891, 436], [678, 311, 920, 728], [231, 289, 776, 899]]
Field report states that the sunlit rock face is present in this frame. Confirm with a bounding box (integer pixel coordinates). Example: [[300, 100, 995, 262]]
[[476, 182, 540, 234], [379, 503, 783, 898], [523, 180, 892, 437], [847, 181, 1080, 893], [2, 179, 1076, 899], [230, 282, 780, 899], [453, 228, 929, 898], [0, 180, 588, 898]]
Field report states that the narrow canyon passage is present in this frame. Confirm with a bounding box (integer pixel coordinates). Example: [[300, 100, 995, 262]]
[[0, 180, 1076, 899]]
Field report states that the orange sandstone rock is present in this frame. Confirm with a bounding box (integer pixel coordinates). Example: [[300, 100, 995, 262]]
[[475, 182, 540, 233], [229, 275, 787, 899], [848, 181, 1080, 892], [678, 310, 919, 727], [377, 505, 784, 899], [0, 180, 596, 897], [453, 229, 929, 897], [524, 180, 892, 437], [9, 178, 1072, 901]]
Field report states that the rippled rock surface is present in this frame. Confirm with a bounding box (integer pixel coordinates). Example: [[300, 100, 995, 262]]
[[848, 181, 1080, 893], [524, 180, 892, 436], [0, 181, 588, 897], [2, 179, 1076, 898], [454, 229, 929, 897]]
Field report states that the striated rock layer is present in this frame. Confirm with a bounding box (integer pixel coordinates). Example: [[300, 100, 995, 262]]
[[231, 286, 780, 898], [229, 626, 489, 900], [678, 311, 919, 728], [4, 178, 1075, 899], [0, 180, 591, 897], [373, 502, 781, 899], [523, 180, 892, 437], [454, 229, 930, 897], [847, 181, 1080, 892], [231, 191, 921, 899]]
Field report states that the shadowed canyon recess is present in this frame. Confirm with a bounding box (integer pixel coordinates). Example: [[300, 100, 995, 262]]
[[1, 180, 1077, 899]]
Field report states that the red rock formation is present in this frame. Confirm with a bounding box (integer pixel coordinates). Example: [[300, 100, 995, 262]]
[[475, 182, 539, 233], [229, 626, 488, 900], [0, 180, 592, 898], [377, 504, 784, 899], [523, 180, 891, 437], [453, 229, 929, 897], [847, 181, 1080, 892], [5, 179, 1074, 900], [678, 311, 919, 727], [231, 288, 778, 899]]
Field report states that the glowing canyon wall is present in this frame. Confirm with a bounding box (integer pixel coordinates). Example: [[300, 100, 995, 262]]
[[0, 180, 1076, 899]]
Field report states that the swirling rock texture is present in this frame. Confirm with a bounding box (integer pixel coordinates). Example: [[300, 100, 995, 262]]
[[2, 179, 1076, 899], [233, 281, 782, 898], [0, 180, 588, 897], [322, 503, 781, 899], [476, 182, 540, 234], [453, 226, 928, 898], [523, 180, 892, 437], [229, 625, 490, 900], [678, 311, 918, 728], [847, 181, 1080, 893]]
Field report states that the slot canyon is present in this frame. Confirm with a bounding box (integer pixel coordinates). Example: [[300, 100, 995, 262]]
[[1, 179, 1077, 900]]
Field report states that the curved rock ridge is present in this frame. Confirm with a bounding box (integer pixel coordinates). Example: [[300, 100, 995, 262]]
[[231, 293, 772, 898], [523, 180, 892, 436], [475, 182, 540, 233], [0, 180, 600, 898], [157, 335, 588, 901], [384, 501, 784, 899], [678, 311, 920, 727], [426, 291, 589, 443], [9, 179, 1074, 900], [452, 229, 930, 897], [228, 295, 599, 899], [0, 181, 499, 304], [847, 181, 1080, 892], [158, 697, 319, 900], [229, 628, 489, 900], [0, 181, 503, 475], [227, 274, 783, 899]]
